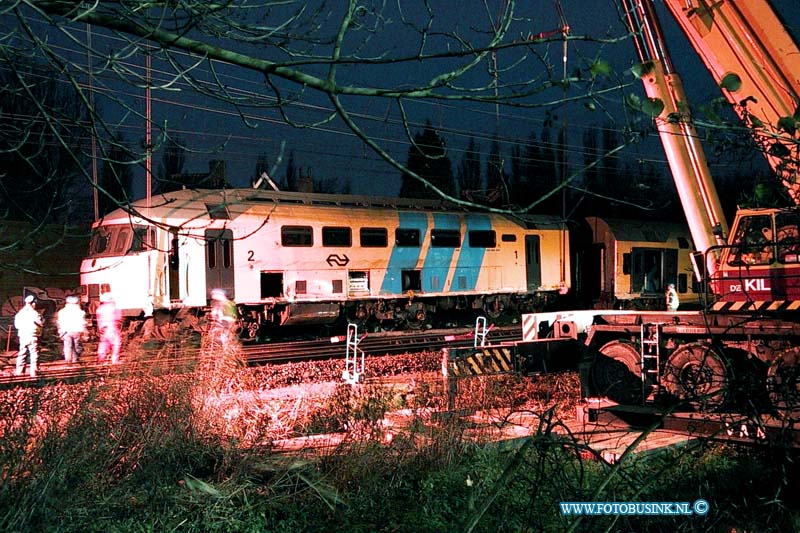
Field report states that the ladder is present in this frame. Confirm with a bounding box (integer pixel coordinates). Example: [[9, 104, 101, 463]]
[[342, 323, 365, 385], [640, 323, 662, 403]]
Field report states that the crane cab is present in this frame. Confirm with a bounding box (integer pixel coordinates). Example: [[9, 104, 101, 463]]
[[711, 208, 800, 310]]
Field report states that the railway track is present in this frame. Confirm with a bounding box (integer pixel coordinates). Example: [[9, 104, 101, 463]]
[[0, 325, 523, 388]]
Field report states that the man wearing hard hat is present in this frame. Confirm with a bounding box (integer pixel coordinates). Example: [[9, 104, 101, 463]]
[[14, 295, 43, 377], [57, 295, 87, 363]]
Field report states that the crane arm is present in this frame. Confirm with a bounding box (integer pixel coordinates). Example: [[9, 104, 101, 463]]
[[662, 0, 800, 203], [621, 0, 729, 279]]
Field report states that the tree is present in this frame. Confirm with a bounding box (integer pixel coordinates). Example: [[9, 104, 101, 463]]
[[155, 135, 188, 193], [485, 137, 507, 205], [457, 137, 482, 197], [285, 151, 298, 192], [399, 122, 454, 199], [98, 133, 134, 216], [252, 153, 271, 188], [0, 61, 88, 223]]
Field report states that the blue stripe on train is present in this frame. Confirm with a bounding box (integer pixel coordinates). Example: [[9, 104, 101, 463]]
[[453, 214, 491, 290], [422, 213, 460, 292], [379, 212, 428, 294]]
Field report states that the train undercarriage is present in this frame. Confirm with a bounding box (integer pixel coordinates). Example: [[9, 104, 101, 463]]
[[135, 290, 564, 343]]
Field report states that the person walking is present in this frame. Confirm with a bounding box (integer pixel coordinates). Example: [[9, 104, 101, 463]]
[[209, 289, 238, 348], [96, 292, 122, 364], [57, 295, 86, 363], [14, 295, 43, 377]]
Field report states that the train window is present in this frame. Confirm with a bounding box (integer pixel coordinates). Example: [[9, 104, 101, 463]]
[[88, 228, 111, 256], [295, 280, 307, 294], [401, 269, 422, 291], [396, 228, 421, 247], [332, 279, 343, 294], [468, 230, 496, 248], [678, 273, 688, 293], [281, 226, 313, 246], [207, 241, 216, 269], [113, 228, 130, 254], [130, 226, 155, 252], [431, 229, 461, 248], [222, 239, 232, 269], [501, 234, 517, 242], [322, 227, 352, 247], [360, 227, 387, 247], [205, 203, 230, 219]]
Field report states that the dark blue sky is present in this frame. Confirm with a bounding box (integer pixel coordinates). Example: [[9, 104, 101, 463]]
[[11, 1, 800, 200]]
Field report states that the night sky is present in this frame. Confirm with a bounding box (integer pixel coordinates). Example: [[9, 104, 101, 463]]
[[8, 1, 800, 199]]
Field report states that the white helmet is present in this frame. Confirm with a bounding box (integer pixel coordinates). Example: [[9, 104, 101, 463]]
[[211, 289, 226, 301]]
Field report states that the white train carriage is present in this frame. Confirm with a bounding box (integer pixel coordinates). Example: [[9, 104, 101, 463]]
[[80, 189, 569, 334], [575, 216, 701, 309]]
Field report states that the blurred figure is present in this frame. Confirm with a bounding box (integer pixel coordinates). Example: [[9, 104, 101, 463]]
[[57, 295, 86, 363], [96, 292, 122, 364], [14, 295, 43, 377], [666, 283, 680, 311], [209, 289, 238, 348]]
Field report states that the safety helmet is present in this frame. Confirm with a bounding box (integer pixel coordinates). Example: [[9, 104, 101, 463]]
[[211, 289, 226, 301], [24, 294, 35, 304], [66, 295, 79, 304], [667, 283, 675, 290]]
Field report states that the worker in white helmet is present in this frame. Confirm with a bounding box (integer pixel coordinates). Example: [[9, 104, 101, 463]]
[[14, 294, 43, 377], [666, 283, 680, 311], [57, 295, 87, 363], [96, 292, 122, 364]]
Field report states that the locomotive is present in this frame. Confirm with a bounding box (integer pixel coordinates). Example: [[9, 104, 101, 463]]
[[79, 188, 570, 339]]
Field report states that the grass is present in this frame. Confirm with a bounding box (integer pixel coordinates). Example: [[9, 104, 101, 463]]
[[0, 339, 798, 532]]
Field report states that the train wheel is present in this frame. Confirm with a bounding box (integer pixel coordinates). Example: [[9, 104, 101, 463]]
[[767, 349, 800, 420], [663, 343, 729, 410], [591, 341, 642, 404]]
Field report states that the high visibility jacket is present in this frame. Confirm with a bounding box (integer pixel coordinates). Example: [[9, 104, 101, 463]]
[[14, 304, 42, 338], [57, 303, 86, 334]]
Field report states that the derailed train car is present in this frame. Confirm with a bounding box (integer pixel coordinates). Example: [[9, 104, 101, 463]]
[[79, 189, 570, 338], [573, 217, 702, 310]]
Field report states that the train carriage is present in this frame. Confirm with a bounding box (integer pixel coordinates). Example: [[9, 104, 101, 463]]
[[576, 216, 702, 309], [80, 189, 570, 337]]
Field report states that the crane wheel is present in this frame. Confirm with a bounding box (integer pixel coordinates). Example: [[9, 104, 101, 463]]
[[591, 341, 643, 405], [663, 343, 729, 411], [767, 349, 800, 421]]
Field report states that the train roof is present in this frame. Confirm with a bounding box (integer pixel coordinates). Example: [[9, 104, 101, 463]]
[[585, 216, 693, 244], [98, 188, 566, 229]]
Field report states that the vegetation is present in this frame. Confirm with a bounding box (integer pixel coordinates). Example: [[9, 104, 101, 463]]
[[0, 344, 797, 532]]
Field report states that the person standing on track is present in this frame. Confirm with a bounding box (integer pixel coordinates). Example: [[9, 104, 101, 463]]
[[14, 294, 43, 377], [96, 292, 122, 364], [209, 289, 238, 349], [57, 295, 86, 363]]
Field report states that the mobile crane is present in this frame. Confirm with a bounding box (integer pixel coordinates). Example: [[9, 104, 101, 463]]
[[529, 0, 800, 412]]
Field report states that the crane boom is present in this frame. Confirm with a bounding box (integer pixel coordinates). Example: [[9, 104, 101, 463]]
[[662, 0, 800, 203], [620, 0, 729, 279]]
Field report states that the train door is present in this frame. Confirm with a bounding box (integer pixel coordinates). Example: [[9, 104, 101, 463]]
[[205, 229, 235, 299], [630, 248, 677, 294], [576, 244, 603, 305], [525, 235, 541, 291]]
